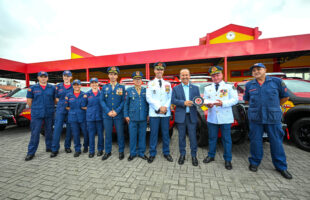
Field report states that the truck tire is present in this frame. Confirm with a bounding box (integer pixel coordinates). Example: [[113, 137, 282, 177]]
[[291, 117, 310, 152], [197, 116, 208, 147], [0, 125, 6, 131]]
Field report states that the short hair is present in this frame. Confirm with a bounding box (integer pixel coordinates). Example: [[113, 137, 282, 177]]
[[180, 68, 190, 75]]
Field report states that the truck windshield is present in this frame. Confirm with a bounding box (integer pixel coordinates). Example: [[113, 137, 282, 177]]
[[283, 80, 310, 93]]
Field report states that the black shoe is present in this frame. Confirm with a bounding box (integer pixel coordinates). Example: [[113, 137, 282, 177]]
[[249, 164, 258, 172], [74, 152, 81, 157], [102, 153, 111, 160], [89, 153, 94, 158], [164, 154, 173, 162], [25, 154, 34, 161], [203, 156, 215, 163], [65, 148, 72, 153], [97, 151, 103, 156], [128, 155, 136, 161], [50, 152, 58, 158], [178, 155, 185, 165], [277, 169, 293, 179], [83, 148, 88, 153], [225, 161, 232, 170], [119, 152, 124, 160], [148, 156, 155, 163], [192, 157, 198, 166], [46, 149, 52, 152]]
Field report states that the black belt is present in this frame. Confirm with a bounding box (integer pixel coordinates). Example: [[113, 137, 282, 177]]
[[186, 113, 190, 115]]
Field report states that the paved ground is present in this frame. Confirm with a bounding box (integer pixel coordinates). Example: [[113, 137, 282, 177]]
[[0, 126, 309, 200]]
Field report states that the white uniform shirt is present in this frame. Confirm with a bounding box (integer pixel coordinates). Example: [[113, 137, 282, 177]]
[[203, 81, 238, 124], [146, 78, 172, 117]]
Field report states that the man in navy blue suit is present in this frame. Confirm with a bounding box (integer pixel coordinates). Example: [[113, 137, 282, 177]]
[[171, 69, 200, 166]]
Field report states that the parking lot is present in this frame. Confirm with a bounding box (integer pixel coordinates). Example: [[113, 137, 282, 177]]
[[0, 126, 309, 200]]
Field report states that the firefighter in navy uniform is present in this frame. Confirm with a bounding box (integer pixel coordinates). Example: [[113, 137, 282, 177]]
[[25, 71, 56, 161], [244, 63, 292, 179], [146, 62, 173, 163], [85, 78, 104, 158], [65, 79, 89, 157], [100, 67, 126, 161], [51, 70, 73, 158], [124, 71, 149, 161]]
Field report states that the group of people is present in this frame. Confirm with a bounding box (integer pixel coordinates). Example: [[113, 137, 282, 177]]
[[24, 62, 292, 179]]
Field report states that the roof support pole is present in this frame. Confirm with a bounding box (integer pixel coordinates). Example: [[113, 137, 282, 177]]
[[273, 58, 281, 72], [146, 63, 150, 80], [224, 57, 228, 82], [86, 68, 89, 82], [25, 73, 29, 87]]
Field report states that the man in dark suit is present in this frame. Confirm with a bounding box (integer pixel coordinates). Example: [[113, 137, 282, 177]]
[[171, 69, 200, 166]]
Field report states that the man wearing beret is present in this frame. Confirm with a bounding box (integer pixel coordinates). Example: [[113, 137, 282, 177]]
[[25, 71, 56, 161], [244, 63, 292, 179], [100, 67, 126, 160], [146, 62, 173, 163], [124, 71, 149, 161], [203, 66, 238, 170]]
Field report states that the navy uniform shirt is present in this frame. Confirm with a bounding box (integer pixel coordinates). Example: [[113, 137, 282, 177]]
[[243, 76, 289, 124], [124, 86, 149, 121], [100, 83, 125, 119], [26, 83, 56, 119], [85, 90, 102, 122], [55, 83, 73, 115], [65, 91, 87, 123]]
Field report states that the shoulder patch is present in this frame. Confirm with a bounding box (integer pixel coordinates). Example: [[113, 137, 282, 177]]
[[281, 81, 286, 87]]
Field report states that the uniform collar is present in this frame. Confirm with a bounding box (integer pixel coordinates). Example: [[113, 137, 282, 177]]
[[154, 77, 163, 81], [212, 80, 224, 86]]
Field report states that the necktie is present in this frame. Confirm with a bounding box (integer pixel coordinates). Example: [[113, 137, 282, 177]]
[[215, 83, 219, 91], [159, 80, 162, 88]]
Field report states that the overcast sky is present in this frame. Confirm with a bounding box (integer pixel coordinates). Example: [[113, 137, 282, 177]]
[[1, 0, 310, 63]]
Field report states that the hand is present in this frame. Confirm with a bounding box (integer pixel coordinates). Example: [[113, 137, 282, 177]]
[[81, 107, 87, 110], [66, 107, 70, 110], [125, 117, 130, 124], [111, 110, 117, 117], [206, 103, 214, 108], [159, 106, 167, 114], [214, 100, 223, 107], [184, 100, 193, 107], [108, 111, 114, 117], [147, 116, 149, 122]]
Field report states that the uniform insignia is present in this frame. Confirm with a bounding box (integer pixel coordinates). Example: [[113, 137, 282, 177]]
[[232, 85, 236, 90], [65, 96, 68, 100], [119, 88, 123, 95], [220, 89, 228, 97], [55, 86, 58, 90], [211, 67, 217, 73], [83, 94, 87, 98], [106, 87, 109, 91], [28, 88, 31, 92], [165, 85, 170, 93], [281, 81, 286, 87], [136, 71, 140, 76]]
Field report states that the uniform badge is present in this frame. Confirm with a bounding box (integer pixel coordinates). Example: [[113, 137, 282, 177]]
[[119, 88, 123, 95], [55, 86, 58, 90], [165, 85, 170, 93], [193, 96, 204, 106], [219, 89, 228, 97], [28, 88, 31, 92], [211, 67, 217, 73], [65, 96, 68, 100]]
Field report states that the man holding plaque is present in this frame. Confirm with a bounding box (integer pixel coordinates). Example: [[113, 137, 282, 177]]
[[203, 66, 238, 170], [172, 69, 200, 166]]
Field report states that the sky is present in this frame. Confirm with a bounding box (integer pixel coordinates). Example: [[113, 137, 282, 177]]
[[0, 0, 310, 63]]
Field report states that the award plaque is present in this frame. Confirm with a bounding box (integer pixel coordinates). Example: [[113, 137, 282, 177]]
[[193, 96, 204, 106]]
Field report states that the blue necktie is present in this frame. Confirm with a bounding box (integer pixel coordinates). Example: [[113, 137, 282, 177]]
[[215, 83, 219, 91]]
